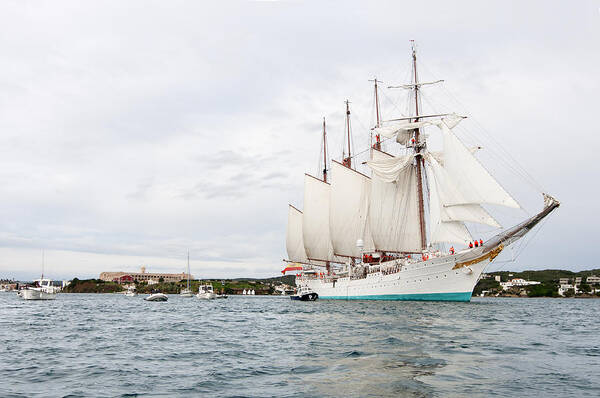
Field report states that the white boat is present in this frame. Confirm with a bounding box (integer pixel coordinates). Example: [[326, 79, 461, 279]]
[[250, 289, 255, 295], [197, 284, 216, 300], [124, 286, 137, 297], [20, 251, 58, 300], [242, 289, 247, 295], [20, 278, 58, 300], [180, 251, 194, 297], [145, 292, 168, 301], [283, 43, 559, 302]]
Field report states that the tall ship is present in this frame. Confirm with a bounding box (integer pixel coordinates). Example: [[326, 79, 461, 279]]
[[283, 43, 559, 301]]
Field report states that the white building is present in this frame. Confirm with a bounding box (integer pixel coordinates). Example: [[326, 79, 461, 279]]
[[558, 284, 575, 296], [500, 278, 541, 291], [586, 275, 600, 284]]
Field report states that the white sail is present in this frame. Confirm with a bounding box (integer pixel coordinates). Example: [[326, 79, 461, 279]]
[[286, 205, 309, 263], [373, 120, 433, 138], [329, 161, 375, 258], [302, 174, 336, 262], [371, 148, 395, 162], [437, 119, 520, 208], [425, 153, 500, 228], [426, 157, 473, 245], [367, 154, 415, 183], [368, 154, 422, 253]]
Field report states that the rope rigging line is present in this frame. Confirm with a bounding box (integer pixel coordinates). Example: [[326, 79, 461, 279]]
[[417, 60, 546, 195], [419, 88, 532, 217]]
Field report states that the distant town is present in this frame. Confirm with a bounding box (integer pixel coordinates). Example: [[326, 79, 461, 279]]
[[0, 266, 296, 296], [1, 267, 599, 298], [474, 269, 600, 298]]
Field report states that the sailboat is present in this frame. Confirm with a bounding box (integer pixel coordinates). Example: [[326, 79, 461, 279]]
[[180, 251, 194, 297], [283, 43, 559, 302], [20, 250, 58, 300]]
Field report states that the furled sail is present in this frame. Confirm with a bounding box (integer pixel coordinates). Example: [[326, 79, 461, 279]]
[[367, 153, 422, 253], [286, 205, 309, 263], [373, 120, 433, 139], [373, 120, 434, 146], [367, 154, 416, 183], [302, 174, 336, 262], [437, 118, 520, 208], [329, 161, 375, 258]]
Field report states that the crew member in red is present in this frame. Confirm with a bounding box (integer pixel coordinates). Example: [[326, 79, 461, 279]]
[[469, 242, 473, 249], [450, 246, 455, 255], [479, 239, 483, 246], [474, 240, 479, 248]]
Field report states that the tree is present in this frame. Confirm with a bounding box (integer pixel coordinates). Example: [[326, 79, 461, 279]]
[[579, 283, 591, 293]]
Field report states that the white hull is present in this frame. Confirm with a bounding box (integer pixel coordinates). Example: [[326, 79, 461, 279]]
[[145, 293, 168, 301], [300, 251, 491, 302], [20, 288, 57, 300], [196, 292, 217, 300]]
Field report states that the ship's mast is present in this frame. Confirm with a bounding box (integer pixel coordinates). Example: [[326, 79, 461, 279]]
[[343, 100, 352, 168], [374, 79, 381, 128], [321, 117, 331, 275], [322, 117, 328, 182], [411, 41, 427, 251], [369, 78, 382, 150]]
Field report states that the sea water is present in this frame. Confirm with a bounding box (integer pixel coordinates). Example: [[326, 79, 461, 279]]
[[0, 293, 598, 397]]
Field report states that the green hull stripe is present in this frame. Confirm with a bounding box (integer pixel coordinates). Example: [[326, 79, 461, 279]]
[[319, 292, 472, 302]]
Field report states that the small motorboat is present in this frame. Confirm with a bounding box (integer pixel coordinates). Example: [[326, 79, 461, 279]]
[[20, 278, 58, 300], [196, 284, 216, 300], [124, 286, 137, 297], [21, 253, 58, 300], [145, 292, 168, 302], [291, 286, 318, 301], [216, 294, 228, 299]]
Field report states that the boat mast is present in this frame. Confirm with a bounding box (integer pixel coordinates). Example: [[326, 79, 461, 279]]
[[322, 117, 328, 183], [343, 100, 352, 168], [369, 78, 382, 150], [373, 78, 381, 128], [411, 41, 427, 251], [41, 249, 44, 280], [321, 117, 331, 275], [187, 250, 190, 291]]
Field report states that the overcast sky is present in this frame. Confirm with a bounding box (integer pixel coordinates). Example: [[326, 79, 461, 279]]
[[0, 1, 598, 280]]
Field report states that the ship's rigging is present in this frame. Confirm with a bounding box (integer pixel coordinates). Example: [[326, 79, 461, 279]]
[[285, 42, 559, 283]]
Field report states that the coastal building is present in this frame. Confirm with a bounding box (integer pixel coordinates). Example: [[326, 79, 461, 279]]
[[558, 284, 575, 296], [586, 275, 600, 284], [500, 278, 541, 291], [559, 278, 571, 285], [99, 266, 193, 284]]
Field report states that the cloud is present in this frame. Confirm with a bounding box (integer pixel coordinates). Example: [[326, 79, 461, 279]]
[[0, 1, 597, 279]]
